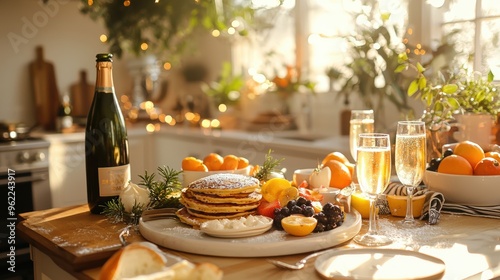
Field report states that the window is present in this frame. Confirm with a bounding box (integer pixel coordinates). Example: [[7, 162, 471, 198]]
[[430, 0, 500, 75]]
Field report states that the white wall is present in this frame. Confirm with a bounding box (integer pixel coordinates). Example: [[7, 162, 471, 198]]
[[0, 0, 116, 125]]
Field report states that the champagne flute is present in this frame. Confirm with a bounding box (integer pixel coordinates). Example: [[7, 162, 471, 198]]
[[349, 110, 375, 162], [395, 121, 426, 225], [349, 110, 374, 188], [353, 133, 392, 246]]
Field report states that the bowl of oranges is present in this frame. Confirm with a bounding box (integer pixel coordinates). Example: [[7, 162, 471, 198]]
[[423, 141, 500, 206], [181, 153, 252, 187]]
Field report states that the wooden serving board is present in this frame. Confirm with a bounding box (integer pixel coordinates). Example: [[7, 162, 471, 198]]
[[29, 46, 61, 131], [17, 204, 145, 272]]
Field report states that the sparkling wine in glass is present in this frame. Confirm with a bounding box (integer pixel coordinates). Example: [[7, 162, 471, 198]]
[[353, 133, 392, 247], [349, 110, 375, 162], [395, 121, 426, 225]]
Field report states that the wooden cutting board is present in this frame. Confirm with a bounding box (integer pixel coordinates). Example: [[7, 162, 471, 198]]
[[29, 46, 61, 131], [70, 70, 95, 118], [17, 204, 145, 272]]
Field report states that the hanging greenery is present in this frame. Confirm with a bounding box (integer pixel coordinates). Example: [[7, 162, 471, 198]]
[[79, 0, 260, 60]]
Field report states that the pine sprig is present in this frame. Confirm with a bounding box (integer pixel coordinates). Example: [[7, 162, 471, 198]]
[[253, 149, 284, 183], [141, 166, 183, 209], [101, 199, 125, 223]]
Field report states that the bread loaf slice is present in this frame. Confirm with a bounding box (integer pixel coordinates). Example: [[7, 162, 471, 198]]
[[99, 242, 223, 280]]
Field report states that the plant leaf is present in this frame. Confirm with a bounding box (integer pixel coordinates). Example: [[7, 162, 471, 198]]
[[442, 84, 458, 94], [407, 80, 419, 96]]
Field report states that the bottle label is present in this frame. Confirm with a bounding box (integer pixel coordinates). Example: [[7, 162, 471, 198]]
[[98, 164, 131, 197], [96, 86, 114, 93]]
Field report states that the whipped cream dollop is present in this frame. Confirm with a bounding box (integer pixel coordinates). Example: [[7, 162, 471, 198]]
[[201, 215, 271, 231]]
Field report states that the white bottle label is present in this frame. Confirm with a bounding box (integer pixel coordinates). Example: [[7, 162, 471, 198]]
[[98, 164, 131, 197]]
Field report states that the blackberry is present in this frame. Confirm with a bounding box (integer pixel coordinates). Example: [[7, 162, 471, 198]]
[[313, 212, 328, 224], [286, 200, 297, 209], [296, 197, 308, 206], [313, 223, 325, 233], [291, 205, 303, 215], [280, 207, 290, 216], [303, 206, 315, 217]]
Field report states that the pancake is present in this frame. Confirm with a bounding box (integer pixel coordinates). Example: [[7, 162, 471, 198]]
[[185, 208, 256, 220], [177, 173, 262, 228], [188, 173, 259, 196], [185, 189, 262, 204], [176, 208, 208, 228], [180, 195, 260, 213]]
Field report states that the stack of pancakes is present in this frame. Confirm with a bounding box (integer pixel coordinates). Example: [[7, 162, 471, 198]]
[[176, 173, 261, 227]]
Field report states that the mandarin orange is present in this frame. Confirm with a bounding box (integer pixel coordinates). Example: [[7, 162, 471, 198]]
[[322, 159, 352, 189], [219, 154, 239, 170], [453, 141, 485, 169], [473, 157, 500, 175], [182, 157, 208, 171], [321, 151, 350, 166], [437, 154, 473, 175], [203, 153, 224, 171], [237, 157, 250, 169]]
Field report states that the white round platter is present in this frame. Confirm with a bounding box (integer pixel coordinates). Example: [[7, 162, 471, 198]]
[[199, 220, 273, 238], [315, 248, 445, 280], [139, 210, 362, 257]]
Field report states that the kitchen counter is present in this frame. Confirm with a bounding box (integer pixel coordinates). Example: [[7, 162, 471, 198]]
[[17, 204, 500, 280]]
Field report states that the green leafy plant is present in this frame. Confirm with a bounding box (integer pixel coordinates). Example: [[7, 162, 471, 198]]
[[334, 9, 412, 121], [397, 52, 500, 130], [202, 62, 245, 107]]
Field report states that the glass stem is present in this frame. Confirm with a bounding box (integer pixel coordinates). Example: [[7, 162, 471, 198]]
[[367, 194, 378, 235], [405, 186, 415, 222]]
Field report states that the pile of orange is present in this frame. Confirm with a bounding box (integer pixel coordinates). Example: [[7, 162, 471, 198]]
[[320, 151, 354, 189], [182, 153, 250, 172], [437, 141, 500, 175]]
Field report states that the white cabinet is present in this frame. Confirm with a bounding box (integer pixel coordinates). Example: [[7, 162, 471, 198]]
[[47, 136, 87, 208], [128, 130, 154, 182], [154, 132, 208, 170]]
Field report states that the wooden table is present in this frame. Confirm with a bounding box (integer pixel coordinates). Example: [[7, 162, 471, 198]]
[[18, 204, 500, 280]]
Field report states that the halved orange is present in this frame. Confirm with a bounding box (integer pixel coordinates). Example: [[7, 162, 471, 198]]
[[281, 215, 317, 237]]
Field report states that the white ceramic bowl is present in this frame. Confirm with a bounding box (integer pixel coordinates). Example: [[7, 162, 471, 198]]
[[182, 166, 251, 187], [292, 168, 314, 186], [423, 170, 500, 206]]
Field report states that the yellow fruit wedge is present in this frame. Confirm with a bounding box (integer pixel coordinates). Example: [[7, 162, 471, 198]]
[[351, 191, 371, 219], [278, 187, 299, 206], [281, 215, 317, 237], [261, 178, 292, 203]]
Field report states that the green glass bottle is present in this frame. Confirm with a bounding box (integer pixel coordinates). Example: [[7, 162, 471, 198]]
[[85, 53, 130, 214]]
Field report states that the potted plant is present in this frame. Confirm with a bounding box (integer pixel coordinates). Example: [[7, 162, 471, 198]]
[[397, 52, 500, 156]]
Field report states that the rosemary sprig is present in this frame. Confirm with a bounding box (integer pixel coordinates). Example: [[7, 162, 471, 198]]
[[253, 149, 284, 183]]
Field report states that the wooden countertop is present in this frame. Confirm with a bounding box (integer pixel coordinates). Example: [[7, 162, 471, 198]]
[[18, 204, 500, 280]]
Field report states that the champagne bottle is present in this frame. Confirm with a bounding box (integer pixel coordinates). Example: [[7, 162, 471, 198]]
[[85, 53, 130, 214]]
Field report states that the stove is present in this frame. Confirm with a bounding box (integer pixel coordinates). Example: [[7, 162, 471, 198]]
[[0, 138, 50, 173], [0, 137, 51, 277]]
